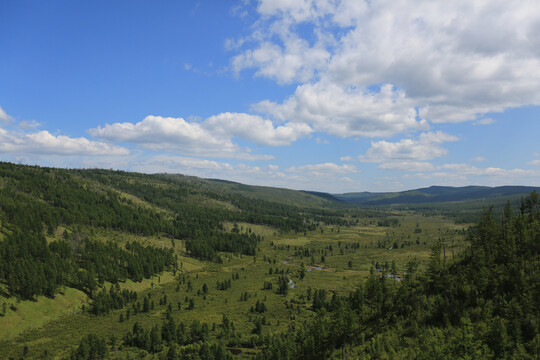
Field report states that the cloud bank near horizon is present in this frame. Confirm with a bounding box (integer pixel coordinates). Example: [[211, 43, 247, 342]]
[[1, 1, 539, 191]]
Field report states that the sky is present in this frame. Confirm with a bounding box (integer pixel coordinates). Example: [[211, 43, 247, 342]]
[[1, 0, 539, 193]]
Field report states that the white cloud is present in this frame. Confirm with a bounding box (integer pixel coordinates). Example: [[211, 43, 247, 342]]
[[418, 132, 459, 144], [405, 163, 539, 179], [286, 162, 357, 176], [527, 160, 540, 165], [90, 116, 197, 143], [132, 156, 278, 184], [378, 161, 436, 172], [88, 115, 238, 156], [232, 0, 540, 136], [133, 155, 233, 174], [0, 106, 13, 123], [381, 160, 540, 187], [89, 113, 310, 159], [18, 120, 41, 129], [127, 155, 358, 192], [224, 37, 245, 51], [340, 156, 354, 162], [232, 37, 331, 84], [254, 82, 429, 138], [204, 112, 312, 146], [400, 164, 540, 189], [359, 131, 458, 163], [133, 156, 284, 180], [0, 129, 129, 156]]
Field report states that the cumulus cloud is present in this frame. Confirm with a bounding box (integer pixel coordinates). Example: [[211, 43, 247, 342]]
[[89, 113, 310, 159], [18, 120, 41, 129], [0, 106, 13, 123], [232, 38, 331, 85], [89, 115, 238, 155], [204, 112, 312, 146], [529, 160, 540, 165], [359, 131, 458, 163], [0, 129, 129, 156], [254, 83, 428, 138], [232, 0, 540, 136]]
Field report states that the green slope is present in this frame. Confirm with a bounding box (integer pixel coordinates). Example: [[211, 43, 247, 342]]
[[0, 161, 538, 359], [199, 178, 339, 208], [334, 185, 540, 205]]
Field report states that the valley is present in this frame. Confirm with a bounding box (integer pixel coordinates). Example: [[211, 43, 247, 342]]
[[0, 162, 537, 359]]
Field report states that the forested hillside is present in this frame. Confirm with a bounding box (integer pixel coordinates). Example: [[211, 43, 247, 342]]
[[0, 162, 362, 301], [0, 162, 538, 359], [334, 185, 540, 205], [257, 193, 540, 359]]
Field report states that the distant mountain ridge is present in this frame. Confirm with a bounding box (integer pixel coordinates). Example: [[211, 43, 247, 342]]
[[303, 185, 540, 205]]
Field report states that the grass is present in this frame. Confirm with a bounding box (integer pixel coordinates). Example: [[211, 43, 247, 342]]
[[0, 212, 471, 359], [222, 222, 277, 237], [0, 287, 88, 342]]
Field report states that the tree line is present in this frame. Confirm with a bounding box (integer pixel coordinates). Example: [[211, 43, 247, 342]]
[[255, 193, 540, 359]]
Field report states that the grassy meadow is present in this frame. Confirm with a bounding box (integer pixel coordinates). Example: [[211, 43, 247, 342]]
[[0, 211, 470, 359]]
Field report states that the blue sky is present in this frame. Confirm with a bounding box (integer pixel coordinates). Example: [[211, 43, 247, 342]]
[[1, 0, 539, 192]]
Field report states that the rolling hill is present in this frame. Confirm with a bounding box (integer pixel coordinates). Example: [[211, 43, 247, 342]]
[[0, 161, 539, 359], [331, 185, 540, 205]]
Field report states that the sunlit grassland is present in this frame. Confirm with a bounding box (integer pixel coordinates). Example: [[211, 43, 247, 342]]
[[222, 222, 277, 237], [0, 287, 88, 342], [115, 190, 171, 216], [186, 195, 240, 213], [0, 212, 471, 359]]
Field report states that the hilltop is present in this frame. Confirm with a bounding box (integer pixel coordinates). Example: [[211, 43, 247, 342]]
[[332, 185, 540, 205]]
